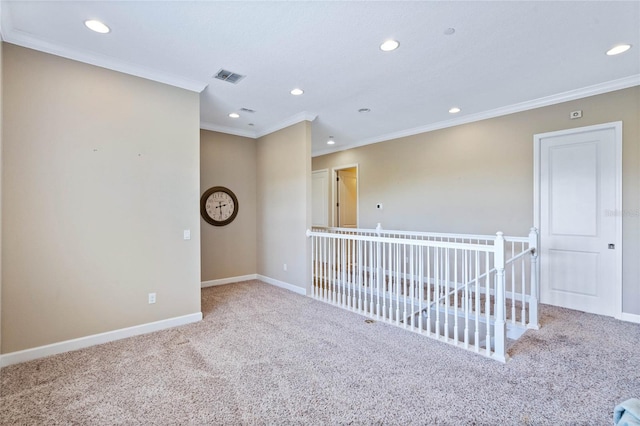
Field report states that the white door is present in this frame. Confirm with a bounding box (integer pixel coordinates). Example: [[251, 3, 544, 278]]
[[535, 122, 621, 317], [312, 170, 329, 227], [337, 168, 358, 228]]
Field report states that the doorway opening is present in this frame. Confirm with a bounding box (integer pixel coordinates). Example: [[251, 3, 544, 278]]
[[333, 165, 359, 228]]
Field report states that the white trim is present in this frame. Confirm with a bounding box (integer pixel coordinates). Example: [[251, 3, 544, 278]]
[[313, 75, 640, 157], [332, 164, 359, 228], [2, 28, 207, 93], [201, 274, 258, 288], [255, 112, 318, 138], [620, 312, 640, 324], [533, 121, 623, 320], [257, 275, 307, 296], [200, 122, 257, 139], [0, 312, 202, 367]]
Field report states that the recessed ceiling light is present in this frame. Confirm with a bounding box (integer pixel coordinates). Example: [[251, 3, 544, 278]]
[[290, 88, 304, 96], [358, 108, 371, 113], [228, 113, 240, 118], [84, 19, 110, 34], [449, 107, 461, 114], [380, 40, 400, 52], [327, 137, 335, 145], [444, 28, 456, 35], [606, 44, 632, 56]]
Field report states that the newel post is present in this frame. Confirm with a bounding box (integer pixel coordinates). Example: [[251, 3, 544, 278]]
[[528, 227, 540, 329], [306, 229, 316, 299], [494, 232, 507, 362]]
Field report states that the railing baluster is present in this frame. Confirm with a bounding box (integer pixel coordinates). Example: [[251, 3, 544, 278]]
[[444, 247, 450, 341], [376, 238, 382, 319], [464, 249, 469, 349], [453, 248, 459, 345], [409, 244, 415, 331], [511, 242, 516, 324], [396, 243, 401, 326], [384, 242, 390, 321], [474, 251, 480, 353], [319, 235, 324, 300], [426, 246, 431, 337], [341, 238, 346, 307], [419, 246, 424, 333], [358, 239, 363, 313], [521, 242, 526, 326], [435, 247, 440, 339], [485, 250, 491, 357], [352, 239, 357, 309], [369, 240, 374, 316], [328, 240, 338, 303]]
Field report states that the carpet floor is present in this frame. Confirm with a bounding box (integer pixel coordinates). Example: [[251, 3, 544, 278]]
[[1, 280, 639, 425]]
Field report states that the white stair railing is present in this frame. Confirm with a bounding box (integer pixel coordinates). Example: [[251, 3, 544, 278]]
[[306, 226, 539, 362]]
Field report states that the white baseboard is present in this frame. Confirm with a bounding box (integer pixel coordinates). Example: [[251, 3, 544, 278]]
[[0, 312, 202, 368], [257, 275, 307, 296], [620, 312, 640, 324], [201, 274, 258, 288]]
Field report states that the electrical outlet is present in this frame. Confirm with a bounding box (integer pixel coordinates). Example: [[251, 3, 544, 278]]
[[148, 293, 156, 304], [283, 263, 288, 271], [183, 229, 191, 240]]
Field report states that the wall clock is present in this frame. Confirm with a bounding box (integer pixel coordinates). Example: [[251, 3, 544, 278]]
[[200, 186, 239, 226]]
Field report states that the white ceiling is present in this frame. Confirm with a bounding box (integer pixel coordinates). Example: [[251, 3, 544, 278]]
[[1, 1, 639, 156]]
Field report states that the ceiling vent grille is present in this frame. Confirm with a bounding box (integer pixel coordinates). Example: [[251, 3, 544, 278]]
[[214, 69, 246, 84]]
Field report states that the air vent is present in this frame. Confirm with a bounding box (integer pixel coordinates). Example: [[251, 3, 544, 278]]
[[239, 108, 255, 113], [214, 69, 246, 84]]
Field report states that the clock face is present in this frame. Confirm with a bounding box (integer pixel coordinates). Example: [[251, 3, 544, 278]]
[[200, 186, 239, 226]]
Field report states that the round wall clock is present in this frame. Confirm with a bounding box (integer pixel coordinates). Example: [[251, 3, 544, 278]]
[[200, 186, 239, 226]]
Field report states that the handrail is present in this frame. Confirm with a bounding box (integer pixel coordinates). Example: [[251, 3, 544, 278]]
[[427, 246, 535, 310], [312, 226, 530, 243], [306, 229, 497, 252]]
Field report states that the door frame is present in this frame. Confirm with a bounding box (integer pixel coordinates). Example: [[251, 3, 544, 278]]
[[332, 164, 359, 228], [533, 121, 623, 319]]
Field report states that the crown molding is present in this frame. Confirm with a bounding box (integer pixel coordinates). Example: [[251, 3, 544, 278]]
[[255, 111, 318, 138], [200, 122, 257, 139], [2, 27, 208, 92], [201, 112, 318, 139], [313, 74, 640, 157]]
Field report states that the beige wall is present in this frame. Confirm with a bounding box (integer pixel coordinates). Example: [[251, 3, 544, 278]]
[[257, 121, 312, 290], [313, 87, 640, 314], [0, 42, 3, 353], [1, 44, 202, 353], [200, 130, 257, 281]]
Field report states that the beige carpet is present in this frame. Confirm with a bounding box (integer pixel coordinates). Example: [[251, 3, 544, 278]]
[[1, 280, 638, 425]]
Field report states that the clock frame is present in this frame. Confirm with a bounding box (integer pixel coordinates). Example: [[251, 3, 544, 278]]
[[200, 186, 239, 226]]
